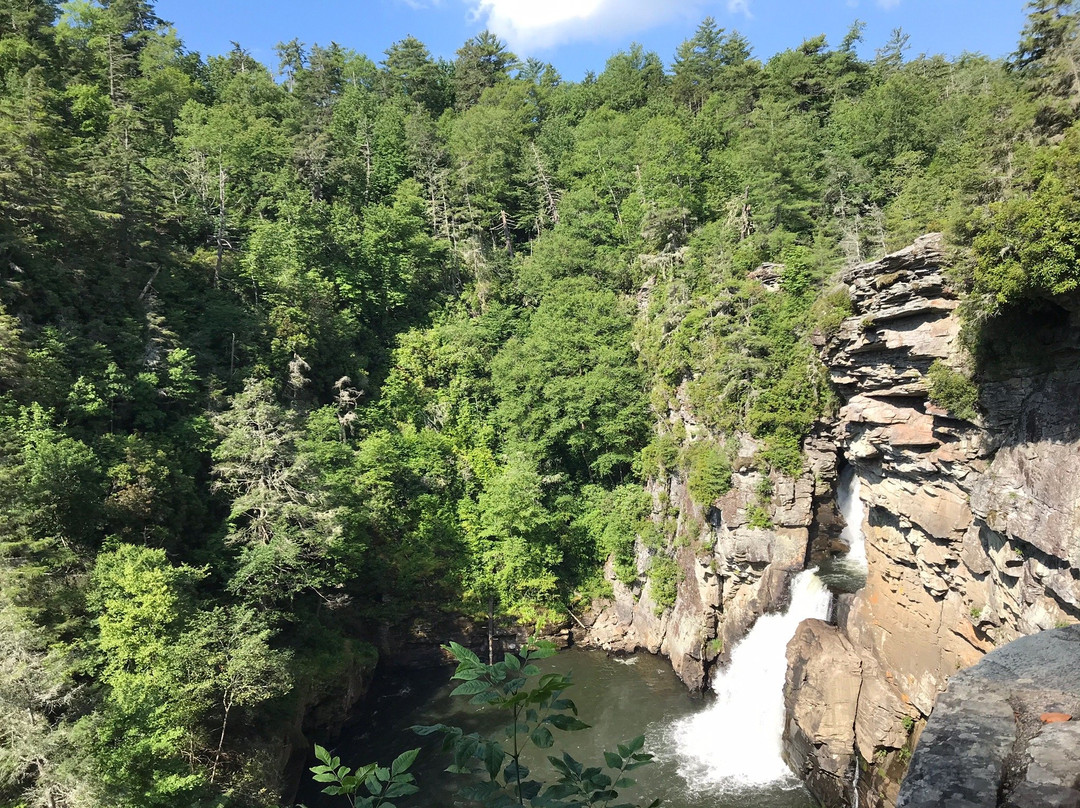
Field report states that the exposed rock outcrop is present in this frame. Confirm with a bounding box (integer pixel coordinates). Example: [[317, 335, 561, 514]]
[[784, 618, 863, 806], [579, 385, 833, 690], [898, 625, 1080, 808], [786, 234, 1080, 808]]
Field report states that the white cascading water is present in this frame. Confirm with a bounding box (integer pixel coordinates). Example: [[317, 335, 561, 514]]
[[669, 568, 833, 791], [666, 467, 869, 795], [836, 465, 868, 569]]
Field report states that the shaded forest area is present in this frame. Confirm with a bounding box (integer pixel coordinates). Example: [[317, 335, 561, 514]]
[[2, 0, 1079, 805]]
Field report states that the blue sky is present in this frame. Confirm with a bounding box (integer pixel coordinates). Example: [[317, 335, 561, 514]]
[[153, 0, 1030, 80]]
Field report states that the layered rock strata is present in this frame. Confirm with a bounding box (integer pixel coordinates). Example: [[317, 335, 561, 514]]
[[785, 234, 1080, 808]]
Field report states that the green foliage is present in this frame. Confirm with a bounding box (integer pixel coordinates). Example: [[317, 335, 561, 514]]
[[638, 432, 679, 480], [211, 378, 346, 604], [411, 641, 659, 808], [926, 360, 979, 421], [810, 286, 855, 336], [970, 123, 1080, 309], [310, 743, 420, 807], [86, 544, 211, 805], [647, 556, 681, 614], [492, 278, 650, 480], [575, 484, 651, 586], [0, 0, 1073, 801], [684, 441, 733, 506], [746, 504, 772, 530]]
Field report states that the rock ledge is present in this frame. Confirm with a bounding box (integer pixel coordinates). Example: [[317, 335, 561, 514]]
[[898, 625, 1080, 808]]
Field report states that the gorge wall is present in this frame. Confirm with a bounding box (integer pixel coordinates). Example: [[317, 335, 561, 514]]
[[784, 234, 1080, 808], [573, 233, 1080, 808], [576, 382, 836, 690]]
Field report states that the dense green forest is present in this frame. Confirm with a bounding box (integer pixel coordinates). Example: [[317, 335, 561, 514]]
[[1, 0, 1079, 804]]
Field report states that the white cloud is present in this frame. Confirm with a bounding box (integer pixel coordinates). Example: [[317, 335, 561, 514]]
[[467, 0, 709, 51], [876, 0, 901, 7], [726, 0, 751, 18]]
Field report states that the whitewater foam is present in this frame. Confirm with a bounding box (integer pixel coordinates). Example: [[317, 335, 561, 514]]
[[668, 569, 832, 792]]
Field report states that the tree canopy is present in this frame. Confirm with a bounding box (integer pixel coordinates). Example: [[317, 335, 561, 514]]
[[0, 0, 1074, 804]]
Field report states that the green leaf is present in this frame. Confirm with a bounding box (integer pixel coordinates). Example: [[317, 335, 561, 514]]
[[530, 726, 554, 748], [627, 735, 645, 753], [518, 779, 543, 801], [451, 667, 483, 681], [547, 714, 590, 731], [454, 735, 480, 769], [542, 782, 579, 800], [312, 772, 338, 783], [447, 641, 481, 665], [562, 753, 584, 777], [461, 781, 503, 802], [604, 751, 622, 769], [314, 744, 332, 765], [538, 673, 566, 690], [411, 723, 453, 736], [614, 778, 635, 788], [521, 664, 541, 676], [529, 640, 558, 659], [483, 740, 506, 781], [504, 760, 529, 782], [384, 782, 420, 798], [472, 689, 502, 706], [504, 652, 521, 670], [451, 678, 491, 696], [551, 698, 577, 714], [391, 748, 420, 777]]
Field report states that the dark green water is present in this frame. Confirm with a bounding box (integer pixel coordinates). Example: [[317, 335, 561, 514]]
[[299, 648, 817, 808]]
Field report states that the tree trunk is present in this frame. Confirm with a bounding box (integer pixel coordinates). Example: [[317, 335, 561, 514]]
[[211, 697, 231, 784], [487, 594, 495, 665]]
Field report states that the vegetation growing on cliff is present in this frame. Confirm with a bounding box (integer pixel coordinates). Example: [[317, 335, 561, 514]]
[[0, 0, 1076, 804]]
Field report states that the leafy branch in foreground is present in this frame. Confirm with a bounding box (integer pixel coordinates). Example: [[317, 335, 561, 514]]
[[309, 744, 420, 808], [412, 640, 660, 808]]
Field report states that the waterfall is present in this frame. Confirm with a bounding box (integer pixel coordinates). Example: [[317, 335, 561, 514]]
[[663, 466, 869, 796], [851, 757, 861, 808], [837, 465, 867, 568], [669, 569, 833, 791]]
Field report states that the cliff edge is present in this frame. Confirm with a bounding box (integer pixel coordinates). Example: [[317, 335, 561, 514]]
[[785, 234, 1080, 808]]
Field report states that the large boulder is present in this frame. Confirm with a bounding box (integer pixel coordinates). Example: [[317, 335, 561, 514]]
[[898, 625, 1080, 808]]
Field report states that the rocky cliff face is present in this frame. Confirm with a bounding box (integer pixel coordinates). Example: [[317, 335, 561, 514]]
[[577, 384, 833, 690], [784, 234, 1080, 808], [898, 625, 1080, 808]]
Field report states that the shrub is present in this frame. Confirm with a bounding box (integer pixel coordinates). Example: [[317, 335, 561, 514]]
[[647, 556, 681, 614], [809, 285, 854, 336], [927, 360, 978, 420], [684, 441, 732, 506], [746, 504, 771, 529], [639, 432, 680, 479]]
